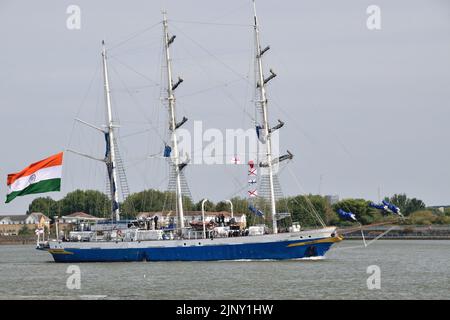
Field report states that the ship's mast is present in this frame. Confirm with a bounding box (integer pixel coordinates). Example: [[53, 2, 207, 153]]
[[101, 41, 120, 222], [253, 1, 278, 234], [162, 12, 185, 230]]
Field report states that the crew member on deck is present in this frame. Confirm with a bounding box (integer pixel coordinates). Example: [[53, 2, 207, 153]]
[[154, 215, 159, 230]]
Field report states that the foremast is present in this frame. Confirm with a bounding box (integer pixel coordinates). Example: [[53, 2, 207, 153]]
[[162, 12, 186, 230], [253, 1, 292, 234], [101, 41, 120, 222]]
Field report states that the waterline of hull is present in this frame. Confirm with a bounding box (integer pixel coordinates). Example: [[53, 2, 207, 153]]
[[45, 231, 342, 262]]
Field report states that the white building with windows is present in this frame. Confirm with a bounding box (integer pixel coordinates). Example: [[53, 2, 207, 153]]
[[0, 212, 49, 225], [0, 213, 50, 236]]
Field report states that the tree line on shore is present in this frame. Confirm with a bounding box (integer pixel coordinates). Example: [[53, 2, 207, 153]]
[[27, 189, 450, 227]]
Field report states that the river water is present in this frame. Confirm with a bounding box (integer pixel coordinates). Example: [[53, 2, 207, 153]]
[[0, 240, 448, 300]]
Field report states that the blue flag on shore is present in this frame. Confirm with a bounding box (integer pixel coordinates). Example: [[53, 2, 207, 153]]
[[248, 205, 264, 217], [382, 200, 402, 215], [337, 209, 357, 222]]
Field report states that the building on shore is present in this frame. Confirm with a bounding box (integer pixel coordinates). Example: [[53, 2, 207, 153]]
[[325, 194, 339, 205], [427, 205, 450, 213], [56, 212, 106, 235], [57, 212, 106, 224], [0, 213, 50, 236]]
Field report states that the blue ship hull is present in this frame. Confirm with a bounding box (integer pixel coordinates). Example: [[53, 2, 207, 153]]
[[46, 236, 341, 262]]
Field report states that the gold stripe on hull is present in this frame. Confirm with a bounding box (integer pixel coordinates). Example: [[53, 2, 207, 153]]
[[48, 248, 74, 255], [287, 235, 344, 248]]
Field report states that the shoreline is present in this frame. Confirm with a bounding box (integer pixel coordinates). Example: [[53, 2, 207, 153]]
[[2, 237, 449, 245], [342, 235, 450, 240], [0, 236, 36, 245], [338, 224, 450, 240]]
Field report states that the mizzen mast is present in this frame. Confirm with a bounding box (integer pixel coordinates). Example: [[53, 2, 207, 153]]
[[162, 12, 187, 231]]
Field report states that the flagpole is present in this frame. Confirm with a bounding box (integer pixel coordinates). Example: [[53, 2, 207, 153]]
[[201, 198, 208, 239], [226, 200, 234, 218], [55, 216, 59, 240]]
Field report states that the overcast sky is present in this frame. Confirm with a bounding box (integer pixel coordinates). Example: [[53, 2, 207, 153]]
[[1, 0, 449, 214]]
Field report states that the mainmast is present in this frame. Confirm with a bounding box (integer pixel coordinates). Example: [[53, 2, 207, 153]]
[[253, 1, 292, 234], [162, 12, 186, 230], [101, 41, 120, 222]]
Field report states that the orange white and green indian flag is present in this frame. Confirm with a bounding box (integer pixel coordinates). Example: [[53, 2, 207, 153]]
[[6, 152, 63, 203]]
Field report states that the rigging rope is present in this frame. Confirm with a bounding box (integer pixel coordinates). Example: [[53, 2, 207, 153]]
[[171, 24, 251, 84], [168, 25, 255, 123], [66, 62, 101, 150], [108, 21, 162, 51], [286, 165, 327, 227], [108, 63, 166, 144], [170, 0, 251, 28], [177, 78, 245, 99], [110, 56, 160, 86], [170, 20, 252, 27]]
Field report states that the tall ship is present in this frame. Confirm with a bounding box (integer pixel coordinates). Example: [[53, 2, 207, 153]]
[[40, 2, 342, 262]]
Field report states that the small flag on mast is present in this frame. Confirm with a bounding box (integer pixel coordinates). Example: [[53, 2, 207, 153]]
[[248, 189, 258, 197], [6, 152, 63, 203], [231, 156, 241, 164]]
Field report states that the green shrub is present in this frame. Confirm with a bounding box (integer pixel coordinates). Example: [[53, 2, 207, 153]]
[[18, 225, 32, 236], [409, 210, 438, 225]]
